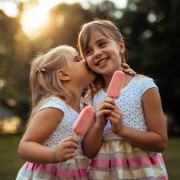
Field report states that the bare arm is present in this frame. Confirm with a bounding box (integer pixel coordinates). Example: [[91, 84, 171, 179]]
[[82, 117, 104, 159], [18, 108, 79, 163], [82, 98, 115, 159], [108, 88, 167, 152]]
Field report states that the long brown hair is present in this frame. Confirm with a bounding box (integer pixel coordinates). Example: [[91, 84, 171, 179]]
[[78, 19, 125, 97]]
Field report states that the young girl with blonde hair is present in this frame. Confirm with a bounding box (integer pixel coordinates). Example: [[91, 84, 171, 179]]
[[16, 45, 95, 179], [78, 19, 168, 179]]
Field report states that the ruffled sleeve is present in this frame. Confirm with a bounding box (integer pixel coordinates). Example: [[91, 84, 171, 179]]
[[38, 97, 67, 114], [139, 77, 158, 97]]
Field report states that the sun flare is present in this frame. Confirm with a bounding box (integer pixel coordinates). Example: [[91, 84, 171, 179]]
[[21, 6, 49, 38]]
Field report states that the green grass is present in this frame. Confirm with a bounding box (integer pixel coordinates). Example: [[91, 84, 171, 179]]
[[0, 134, 25, 180], [0, 135, 179, 179], [163, 137, 180, 179]]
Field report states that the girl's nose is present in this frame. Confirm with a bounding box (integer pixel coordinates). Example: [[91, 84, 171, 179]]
[[94, 49, 102, 59]]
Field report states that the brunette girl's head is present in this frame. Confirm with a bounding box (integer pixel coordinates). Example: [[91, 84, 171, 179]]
[[78, 19, 125, 94], [78, 19, 124, 62]]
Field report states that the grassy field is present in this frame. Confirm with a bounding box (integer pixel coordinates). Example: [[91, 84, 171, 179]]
[[0, 135, 179, 179]]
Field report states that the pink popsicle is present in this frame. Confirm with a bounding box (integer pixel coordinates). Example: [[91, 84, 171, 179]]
[[72, 106, 94, 136], [107, 71, 125, 99]]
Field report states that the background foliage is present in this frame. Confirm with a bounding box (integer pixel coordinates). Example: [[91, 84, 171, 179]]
[[0, 0, 180, 134]]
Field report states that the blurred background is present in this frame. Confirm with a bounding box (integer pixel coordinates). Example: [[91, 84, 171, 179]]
[[0, 0, 179, 179]]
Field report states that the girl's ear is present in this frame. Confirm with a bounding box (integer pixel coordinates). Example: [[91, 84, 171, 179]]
[[119, 40, 125, 54], [57, 69, 71, 81]]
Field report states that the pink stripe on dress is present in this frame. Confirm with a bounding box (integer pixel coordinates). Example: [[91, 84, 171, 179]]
[[89, 154, 164, 168], [157, 177, 168, 180], [24, 162, 88, 178]]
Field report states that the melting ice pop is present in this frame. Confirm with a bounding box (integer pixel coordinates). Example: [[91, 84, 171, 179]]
[[107, 71, 125, 99], [72, 106, 94, 137]]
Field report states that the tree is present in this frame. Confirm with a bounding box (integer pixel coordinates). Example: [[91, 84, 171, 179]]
[[117, 0, 180, 132], [0, 0, 180, 134]]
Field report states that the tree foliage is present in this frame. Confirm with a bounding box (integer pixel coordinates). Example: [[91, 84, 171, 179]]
[[118, 0, 180, 129], [0, 0, 179, 132]]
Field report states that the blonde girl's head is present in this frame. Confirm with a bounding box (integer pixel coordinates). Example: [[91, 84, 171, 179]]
[[78, 19, 125, 95], [29, 45, 78, 120]]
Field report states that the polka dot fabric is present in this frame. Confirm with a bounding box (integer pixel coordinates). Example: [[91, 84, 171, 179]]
[[38, 97, 84, 158], [84, 76, 158, 141], [84, 77, 167, 179], [16, 97, 89, 179]]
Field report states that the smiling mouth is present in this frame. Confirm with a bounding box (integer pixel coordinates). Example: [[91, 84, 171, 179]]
[[96, 58, 109, 66]]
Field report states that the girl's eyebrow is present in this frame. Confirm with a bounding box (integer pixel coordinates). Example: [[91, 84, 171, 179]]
[[95, 38, 107, 43], [86, 38, 108, 49]]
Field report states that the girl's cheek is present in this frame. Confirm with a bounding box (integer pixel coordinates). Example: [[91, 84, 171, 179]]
[[88, 62, 93, 69], [86, 59, 91, 66]]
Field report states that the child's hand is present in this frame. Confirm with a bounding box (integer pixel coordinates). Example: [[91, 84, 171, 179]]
[[122, 63, 136, 76], [96, 98, 116, 127], [106, 105, 124, 134], [56, 136, 79, 162]]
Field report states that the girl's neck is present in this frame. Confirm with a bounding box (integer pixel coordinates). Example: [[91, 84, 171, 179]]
[[103, 73, 133, 92], [68, 89, 83, 113], [63, 82, 85, 113]]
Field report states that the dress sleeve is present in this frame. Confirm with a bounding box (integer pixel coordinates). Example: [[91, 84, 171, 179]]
[[140, 77, 158, 97], [38, 97, 67, 114]]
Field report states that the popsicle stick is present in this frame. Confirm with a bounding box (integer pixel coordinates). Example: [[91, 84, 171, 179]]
[[75, 134, 79, 139]]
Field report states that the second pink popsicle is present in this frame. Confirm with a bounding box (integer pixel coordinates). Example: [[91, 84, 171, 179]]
[[72, 106, 94, 136], [107, 71, 125, 99]]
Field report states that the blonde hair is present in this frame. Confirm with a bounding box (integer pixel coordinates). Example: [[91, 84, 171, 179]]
[[78, 19, 125, 96], [28, 45, 77, 123]]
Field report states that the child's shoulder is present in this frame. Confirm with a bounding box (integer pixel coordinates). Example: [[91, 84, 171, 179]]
[[136, 74, 147, 78], [45, 97, 66, 106], [38, 97, 68, 113], [135, 74, 154, 82], [134, 75, 158, 95]]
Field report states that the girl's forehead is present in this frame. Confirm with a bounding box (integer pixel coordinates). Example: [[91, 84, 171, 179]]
[[90, 29, 106, 36], [94, 30, 108, 38], [87, 30, 112, 46], [80, 28, 111, 52]]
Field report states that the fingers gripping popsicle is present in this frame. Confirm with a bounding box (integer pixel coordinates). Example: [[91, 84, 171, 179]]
[[72, 106, 94, 138], [107, 71, 125, 99]]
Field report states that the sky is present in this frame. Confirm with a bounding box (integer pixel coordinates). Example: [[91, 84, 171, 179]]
[[0, 0, 127, 38], [0, 0, 127, 17]]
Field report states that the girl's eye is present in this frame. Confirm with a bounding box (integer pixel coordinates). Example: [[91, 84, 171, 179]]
[[74, 56, 82, 62], [85, 49, 92, 56], [99, 42, 106, 47], [76, 58, 82, 62]]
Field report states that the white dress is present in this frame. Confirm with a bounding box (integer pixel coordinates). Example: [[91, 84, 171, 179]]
[[84, 77, 168, 180], [16, 97, 88, 180]]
